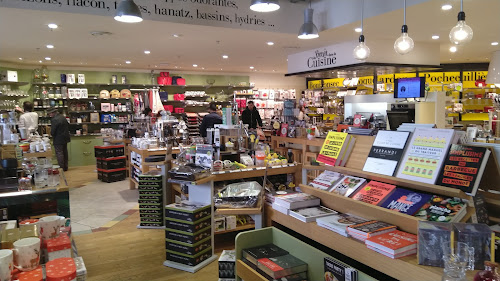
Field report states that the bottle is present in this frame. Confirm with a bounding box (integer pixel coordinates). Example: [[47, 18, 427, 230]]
[[474, 262, 500, 281]]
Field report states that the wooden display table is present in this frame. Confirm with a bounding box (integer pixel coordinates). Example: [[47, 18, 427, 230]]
[[22, 151, 53, 158], [128, 146, 180, 189], [0, 186, 70, 218]]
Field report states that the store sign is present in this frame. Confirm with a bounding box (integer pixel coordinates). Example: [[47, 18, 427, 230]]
[[0, 0, 306, 33]]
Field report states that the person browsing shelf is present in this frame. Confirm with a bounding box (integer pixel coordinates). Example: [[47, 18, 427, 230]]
[[47, 108, 70, 171], [18, 101, 38, 137], [242, 101, 262, 129], [199, 102, 222, 138]]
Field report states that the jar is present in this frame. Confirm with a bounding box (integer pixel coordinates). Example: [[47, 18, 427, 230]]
[[48, 87, 55, 98], [41, 66, 49, 82], [55, 87, 61, 98], [474, 261, 500, 281], [61, 86, 68, 98], [18, 177, 32, 191], [41, 86, 48, 99], [34, 167, 48, 188], [33, 85, 40, 99]]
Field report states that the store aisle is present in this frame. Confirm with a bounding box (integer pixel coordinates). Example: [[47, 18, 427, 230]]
[[70, 179, 139, 235]]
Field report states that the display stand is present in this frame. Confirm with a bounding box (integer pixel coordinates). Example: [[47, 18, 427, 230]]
[[128, 146, 180, 189], [164, 176, 217, 273], [271, 136, 324, 164], [136, 161, 168, 230]]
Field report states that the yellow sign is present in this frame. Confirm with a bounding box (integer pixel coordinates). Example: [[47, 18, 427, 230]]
[[323, 78, 344, 88], [358, 76, 374, 85], [444, 72, 461, 84], [395, 73, 416, 79], [308, 80, 322, 89], [377, 74, 394, 85], [463, 71, 488, 88]]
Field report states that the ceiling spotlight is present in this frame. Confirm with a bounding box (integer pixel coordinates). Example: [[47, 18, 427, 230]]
[[267, 42, 274, 46], [353, 0, 370, 60], [441, 4, 452, 10], [202, 67, 205, 70], [449, 0, 473, 45], [354, 28, 362, 33], [449, 46, 457, 52], [45, 57, 51, 61], [193, 64, 198, 67], [222, 55, 229, 59], [394, 0, 414, 55], [18, 58, 23, 61], [173, 34, 180, 38], [492, 42, 499, 46], [298, 1, 319, 39], [144, 50, 151, 54], [46, 44, 54, 49], [39, 60, 43, 63], [250, 0, 280, 12], [432, 35, 440, 40], [47, 23, 58, 29], [250, 66, 255, 69], [114, 0, 143, 23], [125, 60, 131, 64]]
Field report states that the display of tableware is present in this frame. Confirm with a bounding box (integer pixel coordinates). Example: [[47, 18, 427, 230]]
[[441, 241, 475, 281], [0, 249, 13, 281], [18, 177, 32, 191], [110, 89, 120, 98], [120, 89, 131, 98], [13, 238, 40, 272]]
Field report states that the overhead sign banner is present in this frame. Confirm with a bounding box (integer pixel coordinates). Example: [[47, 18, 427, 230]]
[[0, 0, 306, 33]]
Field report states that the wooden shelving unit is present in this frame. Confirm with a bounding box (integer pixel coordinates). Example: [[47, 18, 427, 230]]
[[215, 223, 255, 235]]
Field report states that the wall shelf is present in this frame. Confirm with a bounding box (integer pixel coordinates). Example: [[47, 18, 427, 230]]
[[0, 81, 29, 86]]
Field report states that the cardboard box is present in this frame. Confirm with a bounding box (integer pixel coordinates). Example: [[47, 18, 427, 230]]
[[165, 216, 211, 234], [166, 247, 212, 267], [165, 201, 211, 222], [1, 228, 20, 249], [165, 226, 211, 245], [218, 250, 236, 279], [139, 222, 162, 227], [20, 225, 38, 239], [165, 236, 211, 256], [0, 220, 17, 232], [225, 216, 237, 231], [214, 216, 225, 232], [138, 190, 162, 196]]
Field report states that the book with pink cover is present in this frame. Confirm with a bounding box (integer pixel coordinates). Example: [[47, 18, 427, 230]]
[[351, 181, 397, 205]]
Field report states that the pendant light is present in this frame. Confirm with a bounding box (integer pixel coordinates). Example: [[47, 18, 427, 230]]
[[394, 0, 414, 55], [114, 0, 143, 23], [353, 0, 370, 60], [486, 51, 500, 87], [250, 0, 280, 12], [449, 0, 473, 45], [298, 1, 319, 40]]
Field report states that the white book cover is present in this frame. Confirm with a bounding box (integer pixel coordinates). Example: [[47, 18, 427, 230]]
[[363, 131, 411, 176], [289, 206, 338, 223], [395, 128, 457, 185], [330, 176, 367, 196], [310, 171, 343, 191], [316, 214, 369, 235], [273, 193, 320, 209], [271, 202, 290, 215]]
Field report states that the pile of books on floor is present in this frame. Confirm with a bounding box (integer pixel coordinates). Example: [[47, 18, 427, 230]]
[[164, 201, 212, 267], [242, 244, 308, 281]]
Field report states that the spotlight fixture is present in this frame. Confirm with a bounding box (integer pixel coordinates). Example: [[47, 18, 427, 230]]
[[355, 28, 362, 33], [492, 42, 499, 46], [441, 4, 452, 11], [18, 58, 23, 61], [353, 0, 370, 60], [449, 46, 457, 53], [144, 50, 151, 54], [432, 35, 440, 40], [114, 0, 143, 23], [45, 57, 51, 61], [449, 0, 473, 45], [298, 1, 319, 39], [394, 0, 414, 55], [267, 42, 274, 46], [250, 66, 255, 69], [193, 64, 198, 67], [47, 23, 58, 29], [222, 55, 229, 59], [46, 44, 54, 49], [250, 0, 280, 12], [125, 60, 131, 64]]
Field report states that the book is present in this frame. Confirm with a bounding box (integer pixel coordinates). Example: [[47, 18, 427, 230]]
[[366, 244, 417, 259], [362, 130, 411, 176], [265, 190, 298, 205], [324, 257, 358, 281], [258, 254, 308, 279], [353, 114, 362, 127], [273, 193, 320, 210], [316, 214, 369, 237], [337, 136, 356, 167], [471, 194, 490, 224], [242, 244, 289, 266], [414, 195, 467, 223], [272, 202, 290, 215], [347, 221, 397, 242], [330, 176, 367, 197], [350, 181, 397, 205], [317, 132, 350, 166], [242, 258, 308, 281], [309, 171, 343, 191], [289, 206, 338, 223], [365, 230, 417, 257], [378, 188, 433, 215], [435, 144, 491, 196], [417, 221, 453, 267], [395, 128, 457, 184]]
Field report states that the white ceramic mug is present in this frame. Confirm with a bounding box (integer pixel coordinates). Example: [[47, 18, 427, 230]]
[[0, 250, 13, 281], [39, 216, 65, 240], [13, 238, 40, 272]]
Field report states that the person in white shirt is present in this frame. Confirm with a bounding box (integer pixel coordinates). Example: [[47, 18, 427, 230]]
[[19, 101, 38, 137]]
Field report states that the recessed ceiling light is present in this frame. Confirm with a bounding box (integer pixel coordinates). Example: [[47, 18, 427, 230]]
[[193, 64, 198, 67], [173, 34, 181, 38], [267, 42, 274, 46], [47, 23, 58, 29], [46, 44, 54, 49], [125, 61, 131, 64], [222, 55, 229, 59], [355, 27, 362, 33], [144, 50, 151, 54], [249, 66, 255, 69], [441, 4, 452, 10], [175, 66, 178, 68], [202, 67, 205, 70], [45, 57, 51, 61], [18, 58, 23, 61], [273, 70, 276, 72], [492, 42, 499, 46], [449, 46, 457, 53], [39, 60, 43, 63], [220, 68, 223, 70], [432, 35, 440, 40]]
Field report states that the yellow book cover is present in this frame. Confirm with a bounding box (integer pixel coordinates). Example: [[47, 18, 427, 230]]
[[317, 132, 349, 166]]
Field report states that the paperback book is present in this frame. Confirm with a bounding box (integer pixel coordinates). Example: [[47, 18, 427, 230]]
[[435, 144, 491, 196], [379, 188, 433, 215], [324, 257, 358, 281], [316, 214, 369, 237], [273, 193, 320, 210], [363, 130, 411, 176], [309, 171, 343, 191], [265, 190, 298, 205], [242, 244, 289, 266], [414, 195, 467, 223], [347, 221, 397, 242], [317, 132, 350, 166], [350, 181, 397, 205], [257, 254, 308, 279], [365, 230, 418, 259], [289, 206, 338, 223], [330, 176, 367, 197]]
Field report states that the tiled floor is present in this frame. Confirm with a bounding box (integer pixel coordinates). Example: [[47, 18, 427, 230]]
[[69, 178, 139, 235]]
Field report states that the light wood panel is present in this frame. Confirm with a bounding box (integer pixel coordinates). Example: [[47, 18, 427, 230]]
[[344, 135, 375, 170], [236, 260, 267, 281]]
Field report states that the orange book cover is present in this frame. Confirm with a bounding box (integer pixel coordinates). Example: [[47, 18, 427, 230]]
[[351, 181, 397, 205], [366, 230, 417, 250]]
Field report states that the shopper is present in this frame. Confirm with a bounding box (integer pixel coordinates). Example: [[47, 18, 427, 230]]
[[47, 108, 70, 171], [18, 101, 38, 137], [200, 102, 222, 137], [242, 101, 263, 129]]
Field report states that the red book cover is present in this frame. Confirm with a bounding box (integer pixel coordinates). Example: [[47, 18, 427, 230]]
[[366, 230, 417, 253], [353, 114, 362, 127], [351, 181, 397, 205]]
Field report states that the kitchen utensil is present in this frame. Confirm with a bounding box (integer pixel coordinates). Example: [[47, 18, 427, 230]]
[[13, 238, 40, 272], [0, 249, 13, 280]]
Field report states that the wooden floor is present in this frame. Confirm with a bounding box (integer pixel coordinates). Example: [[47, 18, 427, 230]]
[[74, 211, 237, 281], [64, 165, 100, 189]]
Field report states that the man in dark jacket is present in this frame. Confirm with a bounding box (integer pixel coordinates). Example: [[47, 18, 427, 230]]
[[242, 101, 262, 129], [48, 108, 70, 171], [200, 103, 222, 138]]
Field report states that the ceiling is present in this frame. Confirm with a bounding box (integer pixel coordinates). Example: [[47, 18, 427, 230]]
[[1, 0, 499, 74]]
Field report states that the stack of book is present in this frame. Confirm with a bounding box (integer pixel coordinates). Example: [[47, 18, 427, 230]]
[[347, 221, 397, 242], [351, 181, 397, 206], [316, 213, 369, 237], [309, 171, 343, 191], [365, 230, 418, 259], [330, 175, 367, 196], [242, 244, 308, 281], [265, 189, 298, 205], [289, 206, 337, 223], [271, 193, 320, 216]]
